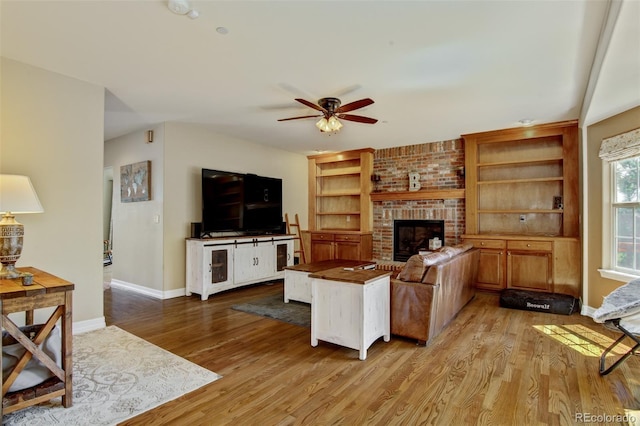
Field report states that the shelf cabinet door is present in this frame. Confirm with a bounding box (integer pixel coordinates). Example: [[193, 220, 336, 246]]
[[310, 232, 373, 262], [311, 240, 335, 262], [335, 241, 361, 260], [507, 251, 553, 292], [476, 249, 505, 290]]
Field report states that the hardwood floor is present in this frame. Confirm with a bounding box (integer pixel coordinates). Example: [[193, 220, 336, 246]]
[[105, 282, 640, 425]]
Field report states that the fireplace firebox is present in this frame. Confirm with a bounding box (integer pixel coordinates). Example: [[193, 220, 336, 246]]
[[393, 219, 445, 262]]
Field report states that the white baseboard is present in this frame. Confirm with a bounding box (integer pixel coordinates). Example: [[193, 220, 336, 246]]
[[110, 279, 185, 300], [581, 304, 597, 318], [73, 317, 106, 334]]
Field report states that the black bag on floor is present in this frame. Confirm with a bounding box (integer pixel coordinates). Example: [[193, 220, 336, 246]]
[[499, 289, 580, 315]]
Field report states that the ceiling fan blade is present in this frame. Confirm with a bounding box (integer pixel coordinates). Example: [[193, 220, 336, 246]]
[[336, 98, 374, 113], [277, 114, 322, 122], [295, 98, 326, 112], [337, 114, 378, 124]]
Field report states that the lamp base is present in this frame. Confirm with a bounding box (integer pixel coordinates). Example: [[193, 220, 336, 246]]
[[0, 213, 24, 279], [0, 263, 21, 279]]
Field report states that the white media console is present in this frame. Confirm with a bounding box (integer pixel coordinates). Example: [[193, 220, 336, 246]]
[[186, 235, 295, 300]]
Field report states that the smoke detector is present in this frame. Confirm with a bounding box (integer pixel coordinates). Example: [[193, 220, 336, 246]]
[[168, 0, 199, 19]]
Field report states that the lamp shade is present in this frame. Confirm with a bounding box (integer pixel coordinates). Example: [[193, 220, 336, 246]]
[[0, 175, 44, 214]]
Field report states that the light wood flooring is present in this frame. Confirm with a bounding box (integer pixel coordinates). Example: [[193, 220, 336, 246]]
[[105, 281, 640, 425]]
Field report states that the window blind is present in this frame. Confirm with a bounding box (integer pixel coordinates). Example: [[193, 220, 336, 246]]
[[599, 127, 640, 161]]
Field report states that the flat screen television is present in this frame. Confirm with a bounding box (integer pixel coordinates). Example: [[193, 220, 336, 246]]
[[201, 169, 283, 235]]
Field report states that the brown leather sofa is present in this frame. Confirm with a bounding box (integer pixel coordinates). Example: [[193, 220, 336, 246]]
[[390, 244, 480, 345]]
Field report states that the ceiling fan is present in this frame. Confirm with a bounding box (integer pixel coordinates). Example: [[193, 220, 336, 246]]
[[278, 97, 377, 132]]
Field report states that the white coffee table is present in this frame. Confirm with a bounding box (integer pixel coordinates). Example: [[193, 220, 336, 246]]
[[309, 267, 391, 360], [283, 259, 374, 304]]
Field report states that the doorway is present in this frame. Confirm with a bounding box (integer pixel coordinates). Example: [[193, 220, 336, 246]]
[[103, 166, 114, 289]]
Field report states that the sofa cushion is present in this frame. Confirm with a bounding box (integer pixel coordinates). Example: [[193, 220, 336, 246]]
[[397, 252, 450, 282]]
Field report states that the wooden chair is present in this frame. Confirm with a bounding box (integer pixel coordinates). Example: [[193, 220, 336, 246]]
[[285, 213, 306, 264]]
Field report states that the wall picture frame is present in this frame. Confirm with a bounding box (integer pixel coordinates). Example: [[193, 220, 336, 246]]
[[121, 160, 151, 202]]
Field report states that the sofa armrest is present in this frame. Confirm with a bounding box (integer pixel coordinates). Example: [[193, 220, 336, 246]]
[[390, 279, 436, 344], [390, 248, 480, 345], [429, 248, 479, 338]]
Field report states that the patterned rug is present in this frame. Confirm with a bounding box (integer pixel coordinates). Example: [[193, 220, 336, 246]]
[[3, 326, 221, 425], [232, 293, 311, 327]]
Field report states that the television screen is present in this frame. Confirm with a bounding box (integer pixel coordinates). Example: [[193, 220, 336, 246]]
[[202, 169, 244, 232], [243, 174, 283, 232], [201, 169, 283, 235]]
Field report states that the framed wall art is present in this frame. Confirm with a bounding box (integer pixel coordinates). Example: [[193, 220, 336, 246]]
[[121, 160, 151, 202]]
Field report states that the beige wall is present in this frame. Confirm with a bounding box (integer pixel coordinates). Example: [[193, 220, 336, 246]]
[[104, 126, 165, 294], [1, 58, 105, 329], [105, 121, 308, 296], [163, 122, 308, 293], [585, 106, 640, 308]]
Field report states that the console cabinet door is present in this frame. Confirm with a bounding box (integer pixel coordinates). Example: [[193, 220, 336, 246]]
[[276, 241, 294, 271], [186, 242, 234, 300], [234, 242, 275, 284], [205, 246, 233, 286]]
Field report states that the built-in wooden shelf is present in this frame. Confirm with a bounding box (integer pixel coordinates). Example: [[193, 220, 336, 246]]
[[370, 189, 465, 202]]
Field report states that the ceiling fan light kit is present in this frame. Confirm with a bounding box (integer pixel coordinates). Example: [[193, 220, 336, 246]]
[[279, 97, 377, 133], [316, 116, 343, 133]]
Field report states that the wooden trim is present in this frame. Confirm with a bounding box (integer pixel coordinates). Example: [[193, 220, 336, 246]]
[[308, 158, 317, 231], [307, 147, 375, 161], [360, 151, 373, 232], [461, 120, 578, 141], [370, 189, 465, 202]]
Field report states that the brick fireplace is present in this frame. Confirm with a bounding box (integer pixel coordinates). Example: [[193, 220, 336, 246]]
[[372, 139, 465, 261]]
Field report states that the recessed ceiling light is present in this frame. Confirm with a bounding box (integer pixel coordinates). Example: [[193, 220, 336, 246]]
[[518, 119, 533, 126], [216, 27, 229, 35]]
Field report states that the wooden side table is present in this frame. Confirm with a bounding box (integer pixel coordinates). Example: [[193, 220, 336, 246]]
[[284, 259, 375, 304], [309, 267, 391, 360], [0, 267, 74, 416]]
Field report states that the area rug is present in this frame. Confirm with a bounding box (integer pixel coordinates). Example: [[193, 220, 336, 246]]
[[232, 293, 311, 327], [3, 326, 221, 426]]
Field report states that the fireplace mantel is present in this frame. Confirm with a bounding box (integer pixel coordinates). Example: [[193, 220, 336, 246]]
[[371, 189, 465, 202]]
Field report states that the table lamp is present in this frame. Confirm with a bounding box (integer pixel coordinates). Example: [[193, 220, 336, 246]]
[[0, 175, 44, 278]]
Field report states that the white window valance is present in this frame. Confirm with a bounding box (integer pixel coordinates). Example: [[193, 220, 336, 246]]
[[599, 127, 640, 161]]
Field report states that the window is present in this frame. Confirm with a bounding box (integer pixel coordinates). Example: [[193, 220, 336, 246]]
[[612, 156, 640, 275]]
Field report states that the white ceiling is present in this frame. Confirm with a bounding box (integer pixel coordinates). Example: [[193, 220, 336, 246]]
[[1, 0, 638, 155]]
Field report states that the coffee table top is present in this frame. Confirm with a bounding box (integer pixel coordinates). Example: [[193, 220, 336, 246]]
[[309, 267, 391, 285], [285, 259, 374, 273]]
